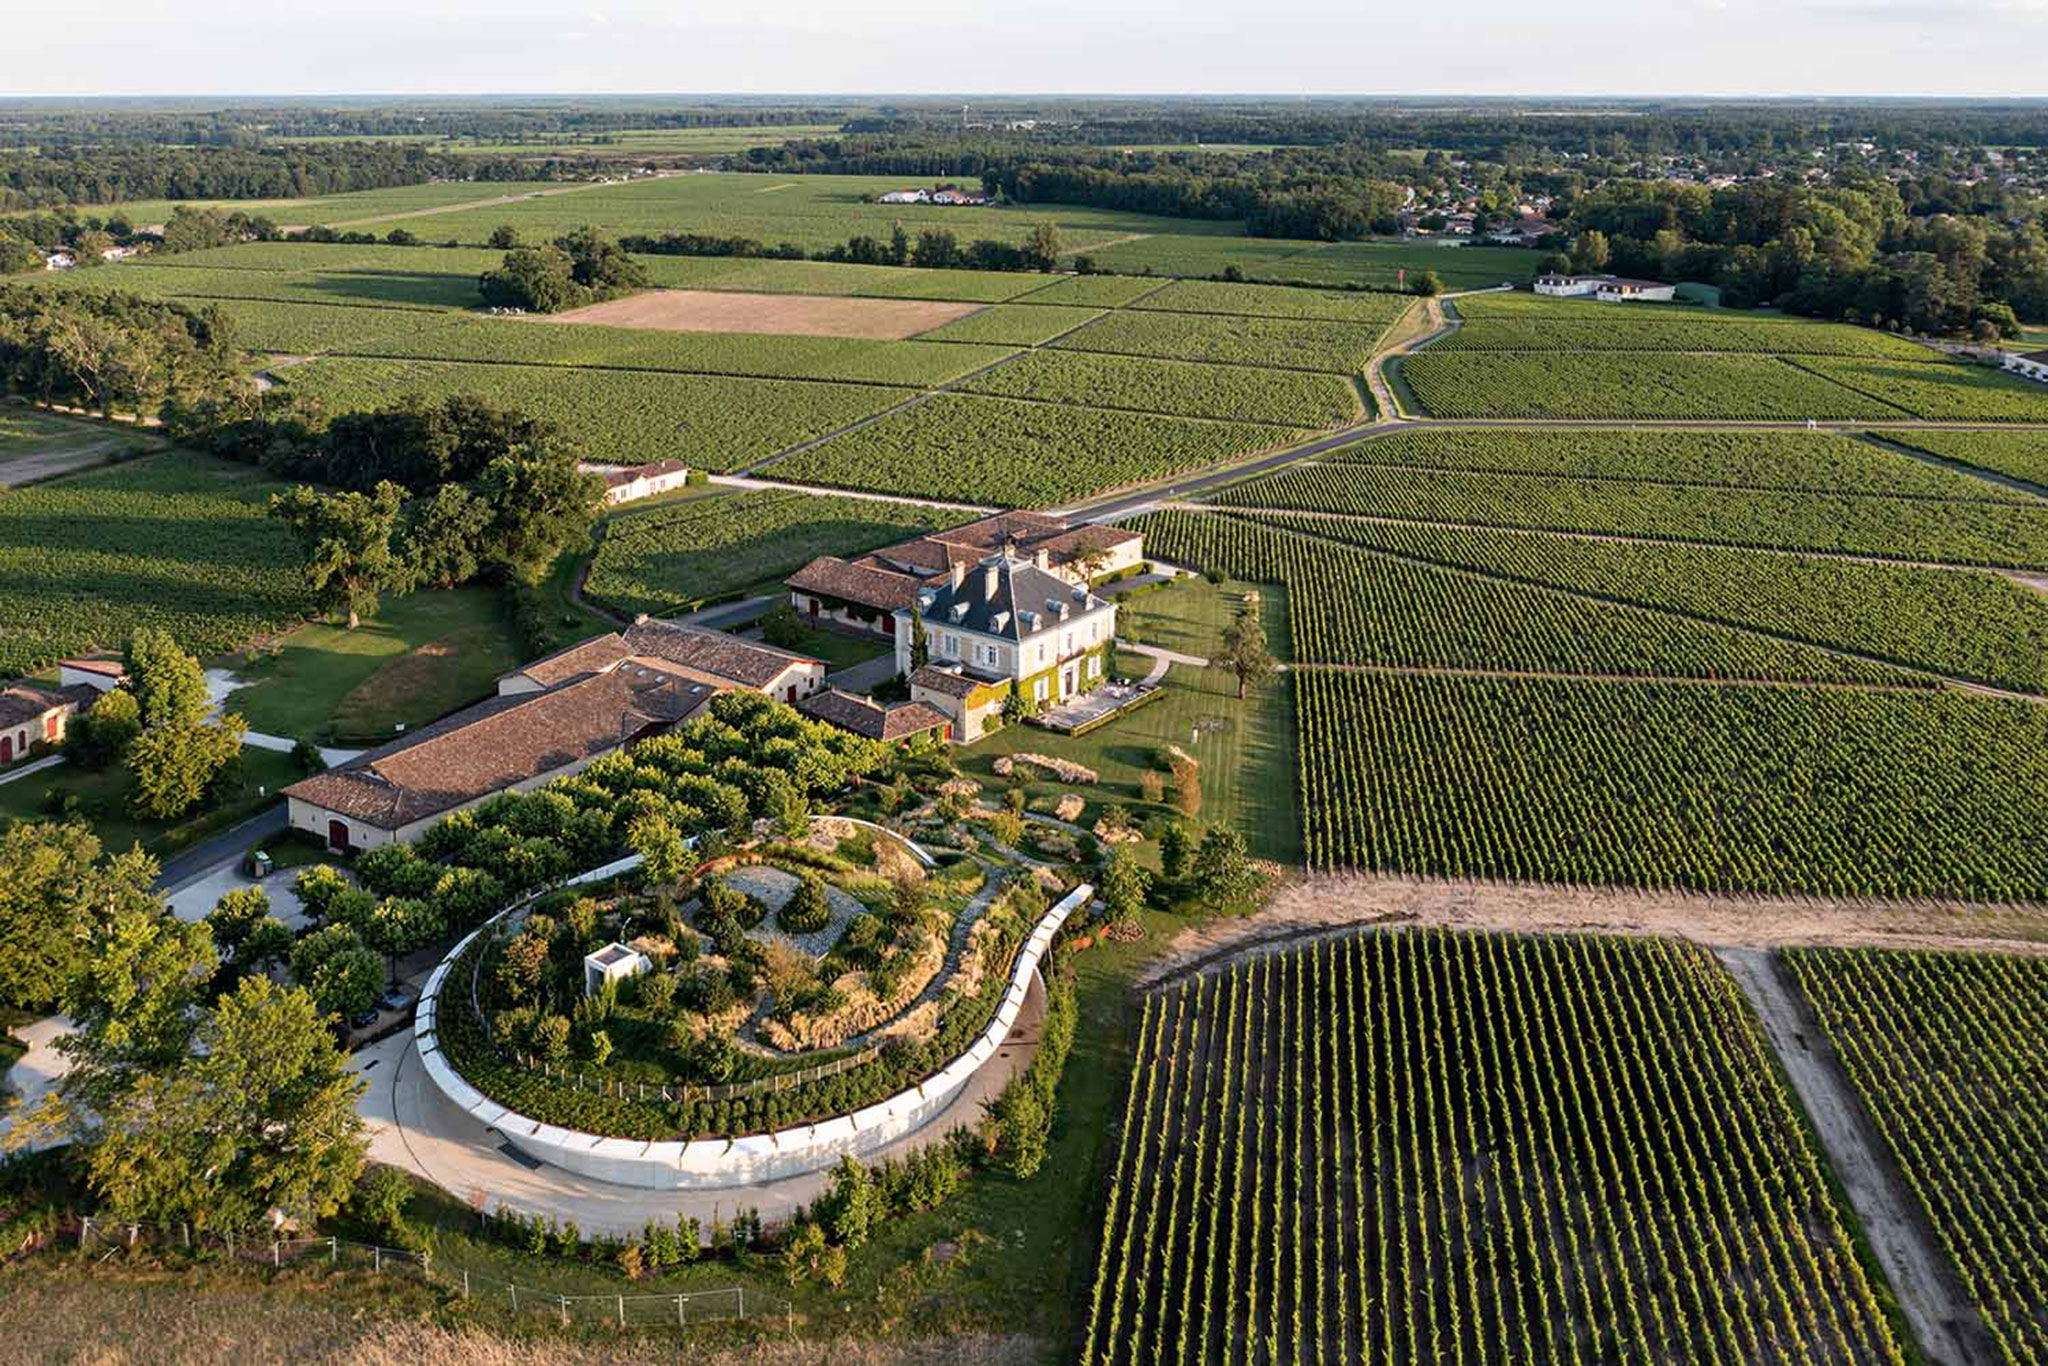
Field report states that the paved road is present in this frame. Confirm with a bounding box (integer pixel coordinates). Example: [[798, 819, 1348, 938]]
[[1718, 948, 1994, 1366], [153, 804, 286, 893]]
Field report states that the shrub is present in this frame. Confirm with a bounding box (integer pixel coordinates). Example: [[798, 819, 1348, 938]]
[[778, 873, 832, 935]]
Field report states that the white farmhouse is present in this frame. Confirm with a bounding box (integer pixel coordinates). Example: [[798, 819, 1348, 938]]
[[1534, 272, 1677, 302], [896, 551, 1118, 743]]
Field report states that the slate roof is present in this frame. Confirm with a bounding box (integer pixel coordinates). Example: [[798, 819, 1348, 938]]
[[799, 689, 950, 741], [787, 556, 925, 611], [917, 554, 1105, 642], [283, 669, 718, 831]]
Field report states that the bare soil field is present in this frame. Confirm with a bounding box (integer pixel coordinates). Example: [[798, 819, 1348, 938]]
[[542, 290, 983, 340], [1139, 872, 2048, 987]]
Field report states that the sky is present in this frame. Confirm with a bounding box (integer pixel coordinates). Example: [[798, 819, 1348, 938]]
[[7, 0, 2046, 99]]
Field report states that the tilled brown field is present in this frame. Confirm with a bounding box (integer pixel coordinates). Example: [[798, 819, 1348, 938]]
[[542, 290, 983, 339]]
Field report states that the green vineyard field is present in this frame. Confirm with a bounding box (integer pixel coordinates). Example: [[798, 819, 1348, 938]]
[[278, 357, 917, 471], [1879, 429, 2048, 488], [771, 394, 1298, 506], [1318, 428, 2030, 501], [1240, 510, 2048, 694], [959, 350, 1363, 426], [1083, 930, 1903, 1365], [1131, 510, 1910, 684], [1056, 309, 1385, 371], [0, 451, 309, 675], [1207, 461, 2048, 568], [1783, 948, 2048, 1366], [584, 488, 961, 615], [1294, 671, 2048, 898], [1400, 350, 1907, 419]]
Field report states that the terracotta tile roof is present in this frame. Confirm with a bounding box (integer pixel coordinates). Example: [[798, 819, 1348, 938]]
[[926, 511, 1069, 553], [507, 634, 633, 690], [908, 664, 997, 699], [800, 689, 950, 741], [58, 657, 125, 678], [0, 683, 88, 730], [787, 556, 925, 611], [1037, 524, 1140, 563], [622, 620, 820, 689], [862, 537, 981, 576], [283, 669, 716, 831]]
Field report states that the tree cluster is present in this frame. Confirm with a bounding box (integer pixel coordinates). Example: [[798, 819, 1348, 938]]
[[0, 285, 241, 418], [477, 227, 648, 312], [1563, 177, 2048, 335]]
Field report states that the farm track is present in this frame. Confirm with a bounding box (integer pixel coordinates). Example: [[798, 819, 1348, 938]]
[[1136, 876, 2048, 994], [1718, 947, 2000, 1366], [321, 176, 651, 229], [1181, 505, 2048, 703]]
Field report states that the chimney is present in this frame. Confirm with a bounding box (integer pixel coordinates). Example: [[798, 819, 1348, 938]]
[[982, 561, 1000, 601], [1034, 547, 1051, 571], [633, 612, 650, 626], [949, 560, 967, 591]]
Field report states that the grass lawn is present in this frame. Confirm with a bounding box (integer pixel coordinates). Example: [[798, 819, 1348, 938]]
[[222, 588, 520, 745], [0, 744, 301, 860], [957, 576, 1300, 865], [771, 623, 892, 672]]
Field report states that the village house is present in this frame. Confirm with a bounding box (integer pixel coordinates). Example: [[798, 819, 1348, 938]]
[[284, 620, 825, 853], [898, 551, 1119, 744], [582, 460, 693, 506], [2003, 349, 2048, 383], [786, 511, 1142, 642], [1485, 216, 1559, 245], [0, 682, 97, 766]]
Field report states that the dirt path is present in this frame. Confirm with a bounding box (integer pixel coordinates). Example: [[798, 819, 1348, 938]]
[[0, 432, 145, 487], [1137, 872, 2048, 988], [324, 176, 644, 229], [1718, 947, 1997, 1366]]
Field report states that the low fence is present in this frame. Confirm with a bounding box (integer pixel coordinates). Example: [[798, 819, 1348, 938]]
[[73, 1216, 792, 1332], [416, 881, 1093, 1190]]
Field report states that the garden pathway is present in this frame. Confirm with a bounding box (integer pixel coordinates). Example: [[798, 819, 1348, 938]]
[[1120, 641, 1207, 686], [201, 668, 362, 766], [353, 972, 1045, 1239], [0, 754, 65, 788]]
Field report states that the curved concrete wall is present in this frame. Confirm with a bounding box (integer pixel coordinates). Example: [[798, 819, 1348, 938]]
[[415, 867, 1088, 1191]]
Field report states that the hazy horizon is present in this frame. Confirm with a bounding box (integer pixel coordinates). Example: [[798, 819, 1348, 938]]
[[10, 0, 2045, 101]]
